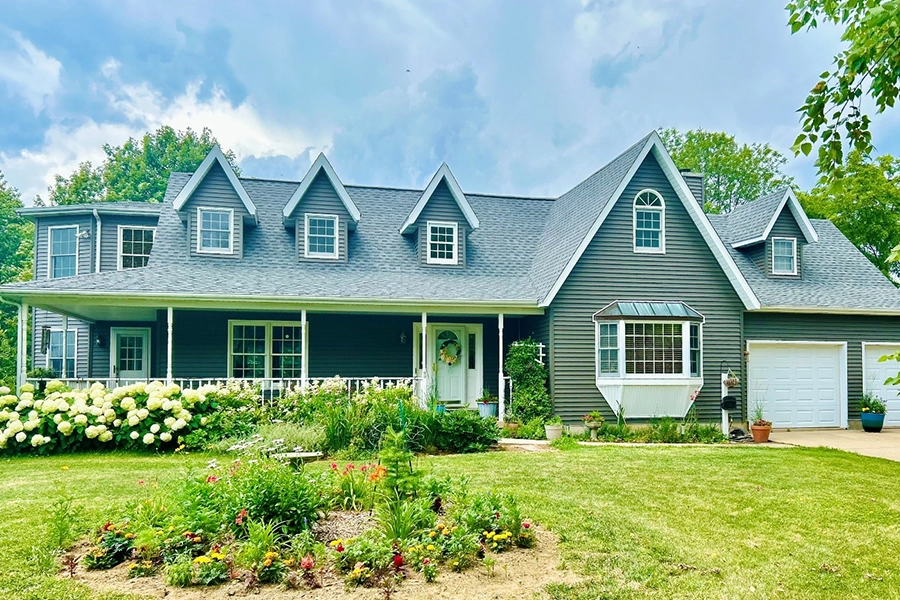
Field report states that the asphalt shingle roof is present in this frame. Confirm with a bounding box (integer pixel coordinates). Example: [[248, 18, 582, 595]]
[[5, 133, 900, 313]]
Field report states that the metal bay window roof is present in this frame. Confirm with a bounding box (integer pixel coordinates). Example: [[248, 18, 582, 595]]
[[592, 301, 704, 322]]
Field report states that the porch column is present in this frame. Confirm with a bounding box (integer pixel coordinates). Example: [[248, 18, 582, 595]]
[[16, 303, 27, 391], [301, 309, 308, 386], [498, 313, 505, 423], [61, 314, 68, 379], [421, 312, 428, 404], [166, 307, 174, 384]]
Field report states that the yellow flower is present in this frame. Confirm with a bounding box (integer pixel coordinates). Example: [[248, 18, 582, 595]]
[[193, 556, 212, 564], [429, 531, 437, 538], [125, 533, 136, 539], [192, 536, 202, 543], [210, 552, 225, 560], [61, 466, 69, 471], [426, 544, 435, 551], [483, 531, 489, 537], [265, 551, 278, 560]]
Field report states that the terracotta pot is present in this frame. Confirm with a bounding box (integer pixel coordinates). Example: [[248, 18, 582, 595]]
[[750, 424, 771, 443], [505, 422, 520, 433]]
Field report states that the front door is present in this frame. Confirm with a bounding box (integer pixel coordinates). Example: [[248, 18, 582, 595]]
[[110, 328, 151, 382], [434, 327, 466, 403]]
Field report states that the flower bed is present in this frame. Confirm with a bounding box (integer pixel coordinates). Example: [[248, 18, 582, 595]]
[[68, 430, 539, 594]]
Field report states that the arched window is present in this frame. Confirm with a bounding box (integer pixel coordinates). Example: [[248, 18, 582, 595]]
[[633, 189, 665, 253]]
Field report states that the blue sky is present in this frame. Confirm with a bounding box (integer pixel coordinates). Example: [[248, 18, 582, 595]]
[[0, 0, 895, 205]]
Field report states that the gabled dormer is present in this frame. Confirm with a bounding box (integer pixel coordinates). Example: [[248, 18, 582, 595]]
[[731, 187, 817, 279], [282, 154, 360, 263], [399, 164, 479, 268], [173, 146, 257, 260]]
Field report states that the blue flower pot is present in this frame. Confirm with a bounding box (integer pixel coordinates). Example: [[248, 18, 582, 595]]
[[435, 405, 447, 414], [478, 402, 498, 418], [861, 412, 885, 433]]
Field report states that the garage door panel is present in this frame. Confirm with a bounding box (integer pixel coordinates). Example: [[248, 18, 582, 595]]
[[863, 344, 900, 427], [749, 343, 844, 428]]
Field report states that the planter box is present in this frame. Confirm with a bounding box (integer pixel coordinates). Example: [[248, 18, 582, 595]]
[[861, 412, 885, 433], [478, 402, 498, 418]]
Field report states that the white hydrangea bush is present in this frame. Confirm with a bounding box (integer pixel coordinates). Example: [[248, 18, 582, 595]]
[[0, 380, 232, 455]]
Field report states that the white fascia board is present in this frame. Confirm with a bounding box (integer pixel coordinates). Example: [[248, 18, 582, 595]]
[[399, 163, 479, 234], [282, 153, 361, 226], [172, 146, 257, 221], [755, 306, 900, 316], [732, 188, 818, 248], [539, 131, 761, 310]]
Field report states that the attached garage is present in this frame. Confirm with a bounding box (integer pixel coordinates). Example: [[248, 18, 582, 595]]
[[747, 342, 847, 428], [862, 344, 900, 427]]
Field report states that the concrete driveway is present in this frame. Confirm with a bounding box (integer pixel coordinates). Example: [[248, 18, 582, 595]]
[[769, 428, 900, 462]]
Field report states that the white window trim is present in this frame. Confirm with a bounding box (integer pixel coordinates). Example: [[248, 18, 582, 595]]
[[117, 225, 157, 270], [689, 322, 703, 378], [771, 236, 797, 275], [196, 206, 235, 255], [633, 189, 666, 254], [227, 320, 304, 379], [596, 319, 700, 379], [304, 213, 340, 259], [47, 225, 79, 279], [45, 328, 77, 375], [426, 220, 458, 265]]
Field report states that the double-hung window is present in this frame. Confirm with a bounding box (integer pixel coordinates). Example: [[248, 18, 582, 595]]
[[119, 226, 155, 269], [304, 214, 338, 259], [49, 226, 78, 278], [229, 321, 304, 379], [47, 329, 76, 376], [633, 190, 665, 253], [427, 221, 457, 265], [772, 237, 797, 275], [197, 207, 233, 253]]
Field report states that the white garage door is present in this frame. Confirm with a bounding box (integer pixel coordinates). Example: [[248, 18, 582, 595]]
[[748, 343, 844, 428], [863, 344, 900, 427]]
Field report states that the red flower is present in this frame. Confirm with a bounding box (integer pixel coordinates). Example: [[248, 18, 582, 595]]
[[347, 463, 355, 470], [137, 480, 145, 486], [301, 554, 315, 571], [330, 462, 338, 470], [522, 522, 531, 529], [102, 521, 113, 532], [206, 475, 218, 484], [360, 465, 369, 472], [235, 508, 248, 525], [393, 554, 404, 569], [336, 543, 344, 553], [422, 558, 431, 565]]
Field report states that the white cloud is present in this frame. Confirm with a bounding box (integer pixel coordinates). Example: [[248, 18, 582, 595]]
[[0, 30, 62, 114], [0, 63, 327, 204]]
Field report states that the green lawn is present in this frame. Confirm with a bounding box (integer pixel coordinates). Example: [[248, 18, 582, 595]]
[[1, 445, 899, 599]]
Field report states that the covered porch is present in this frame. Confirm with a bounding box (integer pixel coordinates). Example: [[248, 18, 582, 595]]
[[13, 295, 543, 420]]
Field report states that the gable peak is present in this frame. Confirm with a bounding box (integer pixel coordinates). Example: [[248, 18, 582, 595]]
[[172, 145, 257, 221], [399, 163, 479, 234], [282, 153, 361, 225]]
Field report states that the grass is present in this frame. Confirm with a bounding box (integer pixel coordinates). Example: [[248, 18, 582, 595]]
[[1, 445, 899, 599]]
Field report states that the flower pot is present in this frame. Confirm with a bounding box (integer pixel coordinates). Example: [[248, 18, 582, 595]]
[[583, 421, 602, 441], [750, 424, 771, 443], [544, 424, 563, 441], [434, 404, 447, 414], [505, 422, 520, 433], [478, 402, 498, 418], [861, 412, 885, 433]]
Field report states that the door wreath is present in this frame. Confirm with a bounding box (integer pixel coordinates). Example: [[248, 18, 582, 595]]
[[439, 339, 462, 366]]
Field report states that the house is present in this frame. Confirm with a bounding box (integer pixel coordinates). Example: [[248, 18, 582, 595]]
[[3, 131, 900, 430]]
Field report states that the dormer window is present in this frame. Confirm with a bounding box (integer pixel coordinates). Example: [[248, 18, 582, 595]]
[[772, 237, 797, 275], [197, 207, 234, 254], [304, 214, 339, 259], [427, 221, 457, 265], [633, 189, 665, 253]]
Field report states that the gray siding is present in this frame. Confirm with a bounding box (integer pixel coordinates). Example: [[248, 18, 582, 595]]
[[744, 312, 900, 421], [182, 162, 247, 260], [548, 154, 745, 423], [89, 320, 160, 378], [292, 171, 351, 263], [31, 310, 90, 378], [415, 181, 468, 268], [745, 241, 767, 273], [681, 173, 704, 207], [34, 215, 95, 280], [100, 215, 159, 272]]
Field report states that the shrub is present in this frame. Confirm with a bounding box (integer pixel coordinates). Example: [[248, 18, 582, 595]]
[[504, 340, 552, 423], [83, 522, 135, 570], [434, 410, 500, 453], [515, 417, 547, 440]]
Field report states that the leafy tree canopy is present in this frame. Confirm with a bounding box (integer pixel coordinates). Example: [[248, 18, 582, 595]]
[[0, 174, 33, 386], [659, 128, 794, 213], [41, 126, 239, 206], [801, 150, 900, 278], [789, 0, 900, 179]]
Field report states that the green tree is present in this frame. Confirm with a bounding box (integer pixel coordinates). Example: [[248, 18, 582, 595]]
[[788, 0, 900, 179], [802, 149, 900, 279], [43, 126, 239, 205], [659, 128, 794, 213], [0, 173, 34, 386]]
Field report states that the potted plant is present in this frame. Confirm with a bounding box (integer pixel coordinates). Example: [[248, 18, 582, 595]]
[[860, 392, 887, 433], [750, 402, 772, 443], [477, 390, 499, 418], [724, 370, 740, 389], [581, 411, 605, 441], [544, 415, 564, 441]]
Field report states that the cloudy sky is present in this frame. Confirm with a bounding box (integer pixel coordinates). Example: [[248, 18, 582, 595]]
[[0, 0, 894, 205]]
